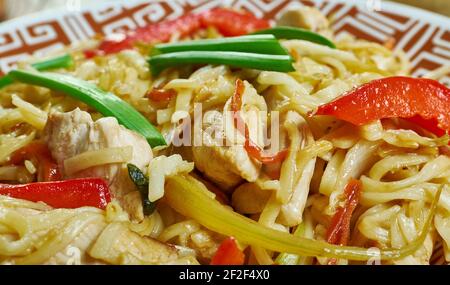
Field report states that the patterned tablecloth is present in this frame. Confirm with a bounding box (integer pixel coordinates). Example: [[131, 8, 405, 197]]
[[0, 0, 449, 21], [392, 0, 450, 16]]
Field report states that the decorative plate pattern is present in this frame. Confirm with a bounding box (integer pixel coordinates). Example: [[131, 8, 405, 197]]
[[0, 0, 449, 83]]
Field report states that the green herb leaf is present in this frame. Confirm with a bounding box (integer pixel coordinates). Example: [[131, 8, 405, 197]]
[[127, 163, 156, 216]]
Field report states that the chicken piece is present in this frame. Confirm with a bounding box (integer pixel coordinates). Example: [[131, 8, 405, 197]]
[[277, 7, 332, 37], [121, 191, 144, 220], [192, 81, 267, 191], [188, 229, 223, 262], [192, 136, 260, 190], [44, 108, 152, 221]]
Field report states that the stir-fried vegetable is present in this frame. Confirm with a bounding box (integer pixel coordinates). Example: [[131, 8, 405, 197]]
[[314, 77, 450, 136], [326, 179, 362, 246], [148, 51, 294, 76], [326, 179, 362, 265], [127, 164, 156, 215], [28, 54, 73, 71], [86, 8, 270, 57], [85, 14, 201, 58], [10, 141, 61, 182], [147, 88, 177, 102], [0, 178, 111, 209], [0, 54, 73, 89], [8, 70, 166, 147], [275, 224, 306, 265], [231, 79, 288, 164], [253, 26, 336, 48], [165, 175, 441, 261], [152, 35, 289, 56], [149, 34, 295, 76], [200, 8, 270, 37], [210, 237, 245, 265]]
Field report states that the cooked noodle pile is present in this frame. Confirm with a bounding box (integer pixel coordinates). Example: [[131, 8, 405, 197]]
[[0, 7, 448, 265]]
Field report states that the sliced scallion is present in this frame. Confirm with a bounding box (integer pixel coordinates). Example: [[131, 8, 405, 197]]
[[253, 26, 336, 48], [148, 51, 294, 76], [8, 70, 166, 147], [0, 54, 73, 89], [165, 175, 441, 261], [153, 34, 289, 56], [31, 54, 73, 70]]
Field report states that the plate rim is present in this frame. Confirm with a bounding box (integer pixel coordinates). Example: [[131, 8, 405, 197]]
[[0, 0, 449, 34], [342, 0, 450, 27]]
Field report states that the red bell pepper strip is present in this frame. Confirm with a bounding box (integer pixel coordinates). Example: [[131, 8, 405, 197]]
[[0, 178, 111, 209], [89, 14, 201, 57], [85, 8, 270, 58], [326, 179, 361, 265], [231, 79, 288, 164], [407, 115, 446, 137], [210, 237, 245, 265], [313, 77, 450, 137], [147, 87, 177, 102], [10, 142, 61, 182], [200, 8, 270, 37], [326, 179, 362, 246]]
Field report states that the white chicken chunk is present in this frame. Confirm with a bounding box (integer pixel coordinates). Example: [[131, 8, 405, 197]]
[[193, 138, 260, 190], [44, 108, 153, 221], [192, 81, 266, 191], [277, 6, 333, 38]]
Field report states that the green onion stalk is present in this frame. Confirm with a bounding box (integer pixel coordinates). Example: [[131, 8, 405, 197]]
[[9, 70, 166, 147], [0, 54, 73, 89], [165, 175, 441, 261]]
